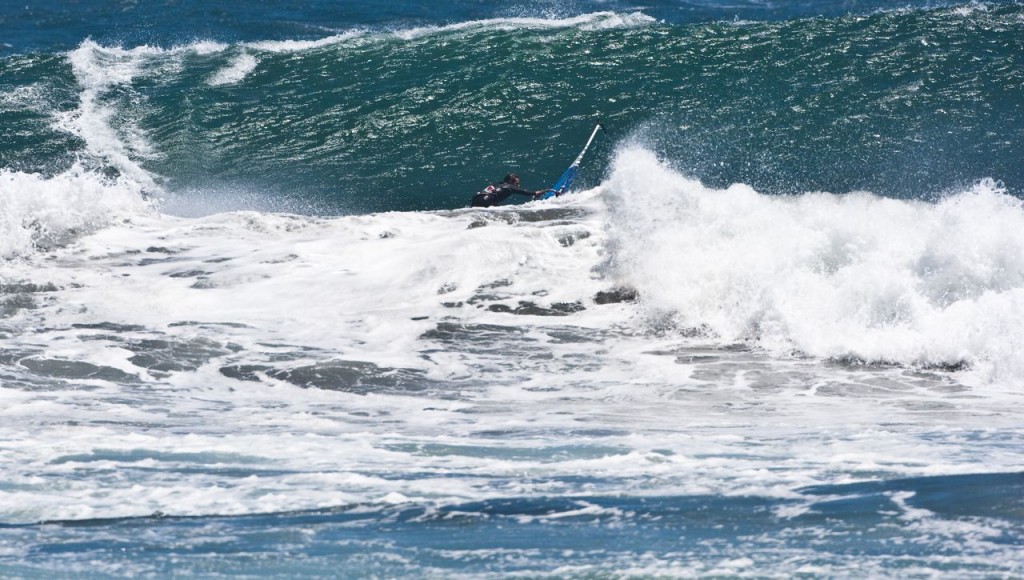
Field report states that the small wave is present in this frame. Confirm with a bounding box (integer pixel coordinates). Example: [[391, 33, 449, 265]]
[[60, 11, 656, 106], [388, 11, 657, 41], [245, 30, 366, 53], [208, 52, 259, 86], [246, 11, 655, 51], [60, 40, 179, 189]]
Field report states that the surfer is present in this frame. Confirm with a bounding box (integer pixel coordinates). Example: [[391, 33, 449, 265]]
[[469, 174, 544, 208]]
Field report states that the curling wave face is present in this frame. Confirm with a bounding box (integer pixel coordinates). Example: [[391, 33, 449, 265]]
[[2, 4, 1022, 215]]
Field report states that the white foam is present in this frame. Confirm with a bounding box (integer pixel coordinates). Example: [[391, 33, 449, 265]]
[[247, 30, 366, 53], [59, 41, 170, 189], [604, 145, 1024, 380], [208, 52, 260, 86], [246, 11, 655, 51], [55, 39, 242, 188], [3, 154, 1024, 525], [45, 203, 612, 363], [0, 166, 150, 259], [390, 11, 656, 41], [953, 3, 990, 17]]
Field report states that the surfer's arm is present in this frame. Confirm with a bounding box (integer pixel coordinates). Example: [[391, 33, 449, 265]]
[[505, 187, 541, 197]]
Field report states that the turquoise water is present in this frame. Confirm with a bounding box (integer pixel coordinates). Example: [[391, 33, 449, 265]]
[[5, 472, 1022, 576]]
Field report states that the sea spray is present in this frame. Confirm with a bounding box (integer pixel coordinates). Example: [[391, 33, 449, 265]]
[[604, 146, 1024, 378], [0, 166, 149, 258]]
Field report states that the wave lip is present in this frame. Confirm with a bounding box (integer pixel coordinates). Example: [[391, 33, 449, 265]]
[[244, 11, 655, 52], [388, 11, 657, 41], [603, 145, 1024, 380]]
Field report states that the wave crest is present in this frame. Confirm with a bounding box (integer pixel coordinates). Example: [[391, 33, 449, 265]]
[[604, 145, 1024, 378]]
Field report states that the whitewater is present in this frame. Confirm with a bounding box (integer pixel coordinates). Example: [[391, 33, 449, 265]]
[[2, 2, 1023, 576]]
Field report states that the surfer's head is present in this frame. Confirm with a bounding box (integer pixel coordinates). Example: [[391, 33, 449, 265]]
[[503, 173, 520, 186]]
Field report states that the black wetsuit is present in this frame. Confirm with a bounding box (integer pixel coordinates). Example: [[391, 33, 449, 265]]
[[470, 183, 537, 208]]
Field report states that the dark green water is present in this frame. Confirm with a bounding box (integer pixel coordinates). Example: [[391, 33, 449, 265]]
[[2, 4, 1022, 214]]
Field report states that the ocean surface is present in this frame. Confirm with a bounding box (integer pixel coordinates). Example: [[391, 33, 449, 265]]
[[2, 0, 1024, 576]]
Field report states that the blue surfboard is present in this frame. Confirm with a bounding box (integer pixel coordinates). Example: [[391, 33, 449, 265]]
[[540, 123, 605, 200]]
